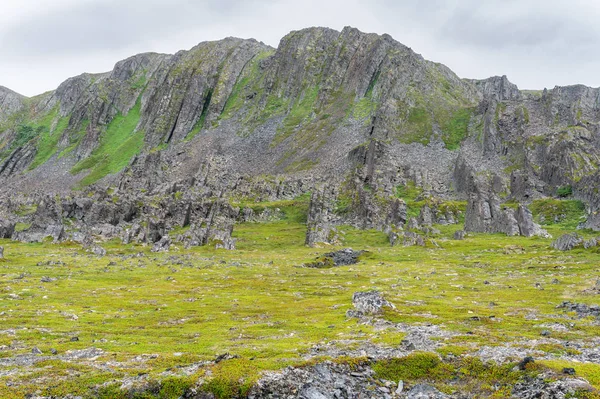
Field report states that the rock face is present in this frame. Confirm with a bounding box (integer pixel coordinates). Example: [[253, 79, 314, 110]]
[[305, 187, 338, 247], [464, 188, 547, 237], [2, 25, 600, 249]]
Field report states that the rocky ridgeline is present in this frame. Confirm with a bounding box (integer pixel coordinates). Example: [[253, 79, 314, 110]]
[[2, 25, 600, 249]]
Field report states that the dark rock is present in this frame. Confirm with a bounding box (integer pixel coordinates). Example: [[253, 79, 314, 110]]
[[32, 347, 42, 355], [517, 356, 535, 370], [0, 220, 15, 238], [305, 248, 365, 268], [562, 367, 576, 375], [557, 301, 600, 318]]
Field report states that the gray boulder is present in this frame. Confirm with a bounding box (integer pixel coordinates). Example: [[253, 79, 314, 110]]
[[551, 233, 583, 251], [151, 236, 172, 252], [453, 230, 465, 240], [305, 187, 338, 247], [348, 291, 395, 317], [407, 384, 448, 399]]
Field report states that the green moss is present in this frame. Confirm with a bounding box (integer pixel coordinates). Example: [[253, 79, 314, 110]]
[[273, 86, 320, 146], [530, 198, 585, 228], [373, 352, 446, 380], [352, 97, 377, 121], [29, 115, 70, 169], [71, 98, 144, 187], [221, 51, 273, 121], [541, 360, 600, 390], [442, 108, 472, 150], [14, 222, 31, 232], [557, 185, 573, 197]]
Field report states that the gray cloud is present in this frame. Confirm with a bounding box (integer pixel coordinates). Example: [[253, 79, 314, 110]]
[[0, 0, 267, 59], [1, 0, 599, 96]]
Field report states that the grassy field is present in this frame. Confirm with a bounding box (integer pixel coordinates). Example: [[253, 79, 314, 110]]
[[1, 203, 599, 398]]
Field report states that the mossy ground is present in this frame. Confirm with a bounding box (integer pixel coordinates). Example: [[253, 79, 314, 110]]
[[1, 199, 599, 398]]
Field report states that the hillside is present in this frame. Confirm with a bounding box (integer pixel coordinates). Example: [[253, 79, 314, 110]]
[[1, 26, 600, 398]]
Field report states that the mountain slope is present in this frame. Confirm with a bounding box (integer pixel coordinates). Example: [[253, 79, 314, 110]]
[[1, 26, 600, 229]]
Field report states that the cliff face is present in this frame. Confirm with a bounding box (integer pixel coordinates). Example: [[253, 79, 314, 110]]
[[1, 25, 600, 227]]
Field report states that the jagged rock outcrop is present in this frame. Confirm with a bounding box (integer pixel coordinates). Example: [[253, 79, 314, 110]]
[[2, 25, 600, 245], [389, 231, 426, 247], [0, 86, 25, 122], [305, 187, 338, 247], [551, 233, 584, 251], [464, 188, 548, 237]]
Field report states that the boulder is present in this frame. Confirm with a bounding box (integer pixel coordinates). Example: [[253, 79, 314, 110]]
[[551, 233, 583, 251], [348, 291, 395, 317], [407, 384, 448, 399], [151, 236, 172, 252], [453, 230, 465, 240], [305, 248, 365, 268], [305, 187, 338, 247], [390, 231, 425, 247]]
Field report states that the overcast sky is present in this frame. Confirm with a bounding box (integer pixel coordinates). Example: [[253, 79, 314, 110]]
[[1, 0, 599, 96]]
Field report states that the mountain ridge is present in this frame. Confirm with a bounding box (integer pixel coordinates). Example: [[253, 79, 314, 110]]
[[2, 25, 600, 233]]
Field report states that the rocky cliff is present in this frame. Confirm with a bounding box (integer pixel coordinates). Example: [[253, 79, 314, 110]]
[[1, 25, 600, 243]]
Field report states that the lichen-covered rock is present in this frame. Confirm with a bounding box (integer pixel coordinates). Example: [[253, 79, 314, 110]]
[[465, 191, 547, 237], [512, 374, 594, 398], [389, 231, 425, 247], [305, 187, 338, 247], [348, 291, 395, 317], [247, 361, 384, 399], [151, 236, 172, 252], [551, 233, 583, 251], [406, 383, 448, 399]]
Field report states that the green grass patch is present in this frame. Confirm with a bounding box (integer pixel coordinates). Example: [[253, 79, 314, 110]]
[[441, 108, 472, 150], [71, 99, 144, 186], [530, 198, 585, 229]]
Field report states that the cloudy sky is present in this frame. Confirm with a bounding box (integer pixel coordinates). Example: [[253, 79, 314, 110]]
[[1, 0, 599, 96]]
